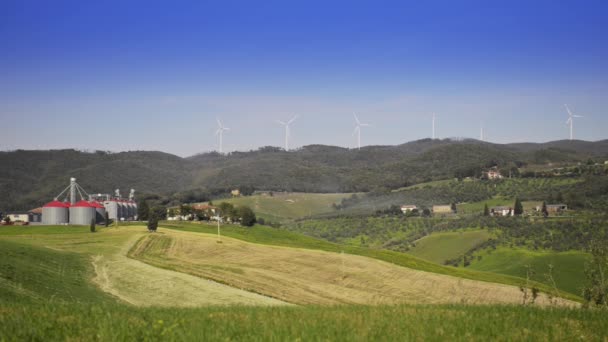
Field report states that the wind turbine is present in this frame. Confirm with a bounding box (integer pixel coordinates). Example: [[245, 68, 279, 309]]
[[564, 104, 583, 141], [215, 118, 230, 154], [432, 113, 437, 139], [276, 115, 298, 151], [352, 114, 370, 150]]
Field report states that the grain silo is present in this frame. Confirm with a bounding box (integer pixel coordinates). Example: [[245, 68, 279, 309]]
[[103, 200, 119, 221], [118, 200, 127, 220], [132, 201, 138, 220], [69, 200, 96, 225], [42, 200, 69, 225], [91, 201, 106, 223], [127, 201, 136, 220]]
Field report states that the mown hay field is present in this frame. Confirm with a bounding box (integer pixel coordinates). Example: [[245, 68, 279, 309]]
[[130, 229, 576, 307]]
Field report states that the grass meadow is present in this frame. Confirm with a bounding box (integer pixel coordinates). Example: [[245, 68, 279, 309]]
[[1, 302, 606, 341]]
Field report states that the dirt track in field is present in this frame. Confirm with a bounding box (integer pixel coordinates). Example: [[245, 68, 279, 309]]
[[91, 234, 288, 307]]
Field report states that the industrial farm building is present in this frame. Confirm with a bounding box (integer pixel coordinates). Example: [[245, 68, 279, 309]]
[[40, 178, 138, 225]]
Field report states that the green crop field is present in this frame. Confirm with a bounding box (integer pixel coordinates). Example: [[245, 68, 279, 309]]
[[407, 230, 494, 264], [212, 192, 351, 221], [468, 247, 591, 296]]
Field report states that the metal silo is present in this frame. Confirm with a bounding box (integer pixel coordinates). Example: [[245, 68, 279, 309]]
[[69, 200, 96, 225], [42, 200, 69, 225], [128, 201, 136, 220], [92, 202, 106, 223], [118, 201, 127, 220], [103, 201, 119, 221], [132, 201, 138, 220]]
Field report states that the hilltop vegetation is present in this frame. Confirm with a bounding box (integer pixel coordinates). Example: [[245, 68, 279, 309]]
[[2, 139, 608, 211]]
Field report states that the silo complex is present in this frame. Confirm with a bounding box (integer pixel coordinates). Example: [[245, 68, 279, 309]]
[[69, 200, 96, 225], [40, 178, 139, 224], [42, 200, 69, 225]]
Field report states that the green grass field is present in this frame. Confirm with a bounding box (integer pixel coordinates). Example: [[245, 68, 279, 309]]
[[407, 230, 493, 264], [0, 238, 115, 304], [0, 224, 602, 340], [212, 192, 351, 221], [1, 302, 606, 341], [468, 247, 591, 296]]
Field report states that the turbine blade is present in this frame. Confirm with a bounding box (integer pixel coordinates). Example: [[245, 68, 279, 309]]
[[564, 104, 573, 116], [276, 120, 286, 125], [352, 126, 359, 135], [217, 118, 222, 127], [573, 115, 583, 118], [566, 118, 572, 124], [354, 113, 361, 125], [288, 115, 298, 124]]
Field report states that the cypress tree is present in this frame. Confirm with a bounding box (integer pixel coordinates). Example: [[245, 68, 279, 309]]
[[541, 201, 549, 218], [514, 198, 524, 216], [483, 203, 490, 216]]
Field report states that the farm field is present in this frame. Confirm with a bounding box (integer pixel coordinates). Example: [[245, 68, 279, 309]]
[[468, 247, 591, 296], [130, 229, 573, 306], [212, 192, 351, 221], [163, 221, 581, 300], [407, 230, 494, 264]]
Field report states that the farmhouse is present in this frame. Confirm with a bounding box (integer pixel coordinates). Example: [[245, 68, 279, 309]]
[[400, 205, 417, 214], [486, 167, 503, 180], [231, 189, 241, 197], [547, 204, 568, 213], [3, 210, 42, 224], [167, 204, 218, 221], [490, 206, 513, 217], [432, 205, 453, 214]]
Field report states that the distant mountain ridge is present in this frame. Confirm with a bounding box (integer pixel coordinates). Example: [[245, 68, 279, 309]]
[[1, 139, 607, 211]]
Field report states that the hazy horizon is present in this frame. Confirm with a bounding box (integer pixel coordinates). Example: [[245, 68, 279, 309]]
[[2, 1, 607, 156]]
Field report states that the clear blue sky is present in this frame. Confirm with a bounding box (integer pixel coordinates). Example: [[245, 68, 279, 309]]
[[1, 0, 607, 156]]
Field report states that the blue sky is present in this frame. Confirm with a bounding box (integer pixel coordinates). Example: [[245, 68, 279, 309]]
[[1, 0, 607, 156]]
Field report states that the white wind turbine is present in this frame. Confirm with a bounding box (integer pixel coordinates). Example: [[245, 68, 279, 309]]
[[352, 114, 370, 150], [432, 113, 437, 139], [215, 118, 230, 153], [276, 115, 298, 151], [564, 104, 583, 141]]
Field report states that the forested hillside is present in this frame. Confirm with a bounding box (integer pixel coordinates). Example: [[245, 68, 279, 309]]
[[1, 139, 607, 210]]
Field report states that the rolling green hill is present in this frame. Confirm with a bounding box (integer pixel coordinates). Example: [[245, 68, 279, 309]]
[[0, 238, 114, 304], [468, 247, 591, 296]]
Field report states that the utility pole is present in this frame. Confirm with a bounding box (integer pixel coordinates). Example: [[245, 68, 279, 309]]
[[216, 209, 221, 243]]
